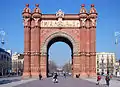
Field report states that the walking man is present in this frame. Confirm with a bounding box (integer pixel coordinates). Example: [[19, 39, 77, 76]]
[[64, 73, 66, 78], [39, 73, 42, 80], [105, 74, 110, 87]]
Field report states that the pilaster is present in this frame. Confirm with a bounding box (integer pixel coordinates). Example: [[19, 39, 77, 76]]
[[22, 4, 31, 78], [79, 4, 88, 76], [85, 19, 90, 76], [30, 4, 42, 78], [89, 4, 97, 76]]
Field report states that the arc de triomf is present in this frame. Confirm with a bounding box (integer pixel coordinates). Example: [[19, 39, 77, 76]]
[[22, 4, 97, 78]]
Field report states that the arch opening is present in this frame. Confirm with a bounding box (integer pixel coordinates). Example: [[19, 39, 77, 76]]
[[46, 36, 73, 77]]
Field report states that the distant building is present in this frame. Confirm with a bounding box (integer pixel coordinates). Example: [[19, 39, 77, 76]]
[[12, 52, 24, 75], [115, 61, 119, 70], [6, 50, 12, 56], [119, 60, 120, 65], [114, 60, 120, 76], [96, 52, 116, 75], [0, 48, 11, 76]]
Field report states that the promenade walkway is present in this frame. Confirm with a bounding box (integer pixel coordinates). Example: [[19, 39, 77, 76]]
[[0, 76, 120, 87]]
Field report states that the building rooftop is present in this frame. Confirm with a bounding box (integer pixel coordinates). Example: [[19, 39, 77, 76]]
[[96, 52, 115, 54], [0, 48, 10, 56]]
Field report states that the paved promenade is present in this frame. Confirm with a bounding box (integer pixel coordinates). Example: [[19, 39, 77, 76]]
[[0, 77, 36, 87], [0, 76, 120, 87], [15, 77, 98, 87]]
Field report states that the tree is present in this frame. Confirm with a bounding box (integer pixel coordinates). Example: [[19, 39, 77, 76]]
[[48, 60, 57, 73], [62, 61, 72, 73]]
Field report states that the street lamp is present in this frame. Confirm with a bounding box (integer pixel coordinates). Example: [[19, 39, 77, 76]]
[[107, 55, 109, 74], [115, 31, 120, 59], [101, 54, 104, 75], [115, 31, 120, 76], [0, 29, 5, 49]]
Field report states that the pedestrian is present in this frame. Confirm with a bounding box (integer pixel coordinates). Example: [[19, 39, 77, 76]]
[[76, 74, 78, 78], [116, 71, 117, 77], [52, 73, 58, 83], [39, 73, 42, 80], [105, 74, 110, 87], [64, 73, 66, 78], [96, 73, 101, 85], [78, 74, 80, 78]]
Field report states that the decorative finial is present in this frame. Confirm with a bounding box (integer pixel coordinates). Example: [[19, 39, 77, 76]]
[[80, 4, 87, 13], [81, 4, 85, 7], [89, 4, 97, 14], [26, 4, 29, 7], [56, 9, 64, 18], [91, 4, 94, 7], [35, 4, 39, 7]]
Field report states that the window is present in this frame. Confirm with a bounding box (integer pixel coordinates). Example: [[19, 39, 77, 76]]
[[0, 55, 1, 60], [4, 55, 6, 61], [7, 57, 9, 61], [1, 54, 3, 60]]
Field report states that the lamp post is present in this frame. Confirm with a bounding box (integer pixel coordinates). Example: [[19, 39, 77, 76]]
[[101, 55, 104, 75], [0, 29, 5, 49], [0, 29, 5, 76], [107, 55, 109, 74], [115, 32, 120, 59], [115, 31, 120, 76]]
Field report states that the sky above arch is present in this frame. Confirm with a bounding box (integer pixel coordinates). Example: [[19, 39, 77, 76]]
[[0, 0, 120, 66]]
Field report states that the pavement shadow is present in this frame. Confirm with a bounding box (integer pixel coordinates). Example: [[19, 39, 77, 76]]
[[102, 84, 108, 87], [0, 79, 20, 85], [96, 84, 108, 87]]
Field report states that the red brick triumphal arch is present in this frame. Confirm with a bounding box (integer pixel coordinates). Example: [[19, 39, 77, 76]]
[[22, 4, 97, 78]]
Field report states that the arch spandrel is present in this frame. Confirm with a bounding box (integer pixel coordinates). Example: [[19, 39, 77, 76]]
[[40, 32, 80, 55]]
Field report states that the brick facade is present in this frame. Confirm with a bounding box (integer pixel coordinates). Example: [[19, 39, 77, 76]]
[[22, 4, 97, 78]]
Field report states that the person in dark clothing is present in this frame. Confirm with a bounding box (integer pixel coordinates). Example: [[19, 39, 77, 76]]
[[105, 74, 110, 87], [53, 73, 58, 83], [39, 73, 42, 80], [76, 74, 80, 78], [78, 74, 80, 78], [64, 73, 66, 78]]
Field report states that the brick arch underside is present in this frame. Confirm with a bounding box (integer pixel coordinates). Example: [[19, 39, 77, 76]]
[[41, 32, 79, 54], [46, 34, 74, 77], [40, 32, 80, 77]]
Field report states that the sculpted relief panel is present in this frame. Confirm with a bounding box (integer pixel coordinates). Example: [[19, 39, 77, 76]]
[[40, 18, 96, 28], [41, 20, 80, 27]]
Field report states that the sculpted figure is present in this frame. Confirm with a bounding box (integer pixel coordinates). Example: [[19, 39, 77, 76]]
[[81, 18, 86, 26], [90, 18, 96, 26], [23, 18, 30, 26], [33, 18, 40, 26]]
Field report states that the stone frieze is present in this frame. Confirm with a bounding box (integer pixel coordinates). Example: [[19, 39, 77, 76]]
[[41, 20, 80, 27]]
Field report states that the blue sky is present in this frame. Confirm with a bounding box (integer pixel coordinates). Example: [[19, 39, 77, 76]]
[[0, 0, 120, 66]]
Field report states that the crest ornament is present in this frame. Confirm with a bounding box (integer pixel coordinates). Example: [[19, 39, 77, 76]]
[[56, 9, 64, 18]]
